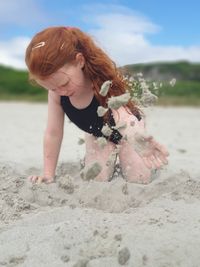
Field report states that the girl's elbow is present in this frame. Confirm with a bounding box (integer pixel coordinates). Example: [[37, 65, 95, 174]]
[[45, 128, 63, 138]]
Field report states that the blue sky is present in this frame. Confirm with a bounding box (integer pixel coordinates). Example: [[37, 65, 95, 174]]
[[0, 0, 199, 69]]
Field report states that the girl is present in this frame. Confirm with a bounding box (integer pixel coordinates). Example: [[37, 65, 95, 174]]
[[26, 26, 169, 184]]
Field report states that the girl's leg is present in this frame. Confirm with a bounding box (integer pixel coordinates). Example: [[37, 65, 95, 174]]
[[112, 107, 152, 184], [84, 133, 116, 181], [119, 139, 152, 184]]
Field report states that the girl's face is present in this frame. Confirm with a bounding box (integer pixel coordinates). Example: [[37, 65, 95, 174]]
[[35, 53, 91, 97]]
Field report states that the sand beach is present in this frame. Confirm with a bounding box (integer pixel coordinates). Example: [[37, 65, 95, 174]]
[[0, 102, 200, 267]]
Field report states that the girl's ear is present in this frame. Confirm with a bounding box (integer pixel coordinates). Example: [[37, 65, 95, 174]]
[[75, 53, 85, 68]]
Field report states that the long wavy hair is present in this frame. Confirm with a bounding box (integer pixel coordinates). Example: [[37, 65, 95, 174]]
[[25, 26, 141, 120]]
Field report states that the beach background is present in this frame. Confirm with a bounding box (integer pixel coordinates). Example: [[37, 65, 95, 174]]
[[0, 102, 200, 266]]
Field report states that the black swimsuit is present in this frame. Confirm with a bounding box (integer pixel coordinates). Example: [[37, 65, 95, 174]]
[[60, 95, 140, 144]]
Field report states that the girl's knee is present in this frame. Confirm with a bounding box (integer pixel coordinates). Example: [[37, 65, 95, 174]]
[[84, 154, 115, 182], [128, 172, 152, 184], [94, 171, 111, 182], [123, 166, 152, 184], [119, 146, 153, 184], [91, 164, 114, 182]]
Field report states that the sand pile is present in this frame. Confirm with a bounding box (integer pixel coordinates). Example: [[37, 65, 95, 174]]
[[1, 162, 200, 267]]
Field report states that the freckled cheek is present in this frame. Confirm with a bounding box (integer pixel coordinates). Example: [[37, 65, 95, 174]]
[[55, 85, 73, 95], [60, 89, 70, 96], [68, 83, 76, 91], [68, 81, 82, 93]]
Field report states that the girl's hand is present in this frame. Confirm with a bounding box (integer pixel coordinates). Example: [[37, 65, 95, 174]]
[[134, 133, 169, 169], [28, 175, 54, 184]]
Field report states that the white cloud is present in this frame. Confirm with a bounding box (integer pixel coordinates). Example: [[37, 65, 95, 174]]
[[0, 0, 48, 70], [86, 5, 200, 66], [0, 37, 30, 69], [91, 13, 160, 34], [0, 0, 47, 26]]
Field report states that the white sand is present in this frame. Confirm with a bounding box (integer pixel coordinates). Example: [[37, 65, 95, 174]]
[[0, 102, 200, 267]]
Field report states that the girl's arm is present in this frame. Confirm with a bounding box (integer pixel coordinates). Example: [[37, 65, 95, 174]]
[[29, 91, 65, 183]]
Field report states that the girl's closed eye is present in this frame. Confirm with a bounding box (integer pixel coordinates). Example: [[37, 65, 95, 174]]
[[61, 81, 69, 88]]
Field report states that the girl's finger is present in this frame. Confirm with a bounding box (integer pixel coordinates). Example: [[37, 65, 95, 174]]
[[157, 153, 168, 165], [143, 157, 153, 169], [28, 175, 33, 181], [144, 135, 154, 142], [154, 150, 169, 165], [148, 155, 155, 169], [45, 178, 54, 184], [32, 176, 39, 183], [36, 176, 42, 184], [150, 154, 162, 169], [28, 175, 37, 182], [153, 155, 163, 169], [155, 142, 169, 156]]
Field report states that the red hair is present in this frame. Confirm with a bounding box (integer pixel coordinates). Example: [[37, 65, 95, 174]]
[[25, 26, 141, 119]]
